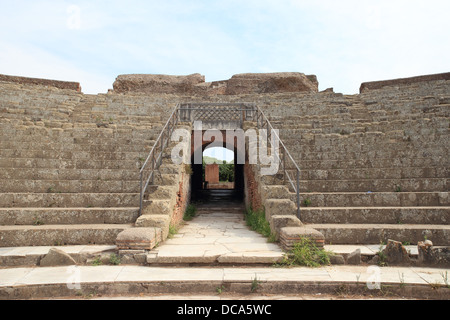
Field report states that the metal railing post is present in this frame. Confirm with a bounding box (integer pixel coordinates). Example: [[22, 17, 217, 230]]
[[139, 171, 144, 216], [296, 169, 301, 220]]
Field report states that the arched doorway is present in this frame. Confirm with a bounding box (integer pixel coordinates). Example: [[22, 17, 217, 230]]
[[190, 130, 244, 202], [203, 147, 235, 189]]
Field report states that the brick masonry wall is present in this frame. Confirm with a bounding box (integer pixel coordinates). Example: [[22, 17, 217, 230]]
[[171, 171, 191, 226], [244, 162, 263, 212]]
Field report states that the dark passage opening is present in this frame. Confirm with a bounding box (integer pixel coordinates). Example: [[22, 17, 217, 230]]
[[191, 142, 244, 203]]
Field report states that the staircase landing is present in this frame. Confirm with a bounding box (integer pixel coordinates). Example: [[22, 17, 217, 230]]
[[148, 190, 285, 265]]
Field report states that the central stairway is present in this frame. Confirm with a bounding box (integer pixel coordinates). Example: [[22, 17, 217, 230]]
[[146, 190, 285, 265]]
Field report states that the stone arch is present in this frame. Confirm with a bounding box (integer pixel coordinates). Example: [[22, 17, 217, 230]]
[[190, 130, 245, 197]]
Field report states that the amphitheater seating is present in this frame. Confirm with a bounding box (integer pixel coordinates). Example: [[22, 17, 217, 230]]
[[0, 81, 175, 247], [260, 80, 449, 245], [0, 76, 448, 254]]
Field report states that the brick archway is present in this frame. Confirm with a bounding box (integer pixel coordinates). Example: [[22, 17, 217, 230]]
[[190, 130, 245, 196]]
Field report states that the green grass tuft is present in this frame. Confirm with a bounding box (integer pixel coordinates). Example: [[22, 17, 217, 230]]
[[184, 204, 197, 221], [281, 237, 332, 268], [245, 208, 276, 242]]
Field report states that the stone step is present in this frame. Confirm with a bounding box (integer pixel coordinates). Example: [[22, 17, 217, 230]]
[[283, 141, 448, 154], [0, 138, 159, 147], [0, 245, 117, 267], [297, 178, 448, 192], [0, 207, 139, 225], [0, 158, 143, 170], [301, 207, 450, 225], [264, 177, 448, 193], [0, 179, 140, 193], [0, 168, 141, 181], [0, 128, 164, 140], [296, 158, 446, 170], [0, 224, 133, 247], [287, 150, 447, 162], [0, 149, 153, 161], [3, 264, 449, 300], [296, 192, 449, 207], [308, 223, 450, 246], [0, 142, 156, 154], [0, 193, 140, 208], [297, 167, 448, 180]]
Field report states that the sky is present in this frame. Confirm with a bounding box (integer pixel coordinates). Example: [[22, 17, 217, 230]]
[[0, 0, 449, 95], [204, 147, 234, 163]]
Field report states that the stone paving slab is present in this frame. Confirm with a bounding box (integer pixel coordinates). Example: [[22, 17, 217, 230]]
[[325, 244, 419, 256], [1, 265, 448, 291], [0, 245, 116, 257], [148, 210, 285, 265]]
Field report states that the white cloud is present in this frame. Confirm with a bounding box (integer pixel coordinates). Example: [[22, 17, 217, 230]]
[[0, 42, 112, 94], [0, 0, 449, 94]]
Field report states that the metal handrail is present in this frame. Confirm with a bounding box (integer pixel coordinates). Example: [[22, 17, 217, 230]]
[[138, 102, 301, 220], [139, 104, 180, 216], [254, 105, 302, 220]]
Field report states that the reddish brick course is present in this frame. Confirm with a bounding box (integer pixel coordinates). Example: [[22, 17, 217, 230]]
[[244, 162, 263, 212]]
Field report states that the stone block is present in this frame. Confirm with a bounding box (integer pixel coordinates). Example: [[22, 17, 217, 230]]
[[261, 185, 291, 201], [383, 239, 411, 265], [142, 199, 173, 216], [113, 73, 205, 95], [116, 228, 163, 251], [346, 249, 362, 265], [330, 254, 345, 265], [134, 215, 170, 239], [39, 248, 77, 267], [225, 72, 319, 95], [270, 215, 303, 236], [264, 199, 297, 220], [279, 227, 325, 251]]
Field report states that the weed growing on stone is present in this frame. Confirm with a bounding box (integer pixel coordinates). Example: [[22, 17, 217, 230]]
[[184, 204, 197, 221], [251, 274, 261, 293], [281, 237, 332, 268], [168, 224, 180, 239], [245, 208, 276, 242], [109, 254, 121, 266], [303, 198, 312, 207], [441, 271, 449, 288], [398, 272, 406, 288], [216, 285, 226, 295], [33, 216, 44, 226], [91, 257, 103, 266]]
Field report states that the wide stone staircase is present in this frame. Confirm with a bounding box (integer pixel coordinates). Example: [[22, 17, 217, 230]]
[[0, 82, 182, 265], [261, 80, 449, 247]]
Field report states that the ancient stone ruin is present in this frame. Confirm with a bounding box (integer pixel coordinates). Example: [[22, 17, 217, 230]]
[[112, 72, 319, 96], [0, 71, 448, 270]]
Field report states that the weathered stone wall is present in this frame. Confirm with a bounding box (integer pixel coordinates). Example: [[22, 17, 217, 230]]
[[225, 72, 318, 95], [360, 72, 450, 93], [113, 74, 205, 95], [0, 74, 81, 92], [1, 72, 448, 195], [112, 72, 318, 96]]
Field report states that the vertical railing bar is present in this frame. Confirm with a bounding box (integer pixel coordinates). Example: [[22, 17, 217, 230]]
[[296, 169, 301, 220], [139, 171, 144, 216]]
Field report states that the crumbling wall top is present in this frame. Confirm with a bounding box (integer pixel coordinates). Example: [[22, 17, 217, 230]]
[[0, 74, 81, 92]]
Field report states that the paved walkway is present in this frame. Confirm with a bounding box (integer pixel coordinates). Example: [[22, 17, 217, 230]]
[[1, 190, 448, 299], [1, 265, 449, 299], [147, 189, 284, 265], [147, 210, 284, 265]]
